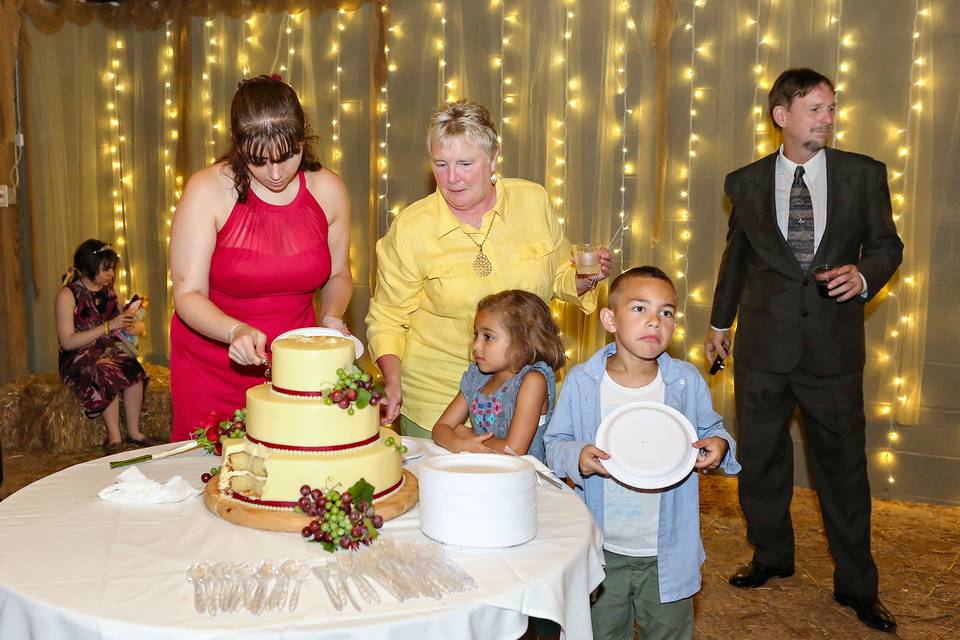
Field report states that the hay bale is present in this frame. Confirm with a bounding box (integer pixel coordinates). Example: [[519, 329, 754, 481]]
[[0, 364, 172, 453], [140, 363, 172, 442]]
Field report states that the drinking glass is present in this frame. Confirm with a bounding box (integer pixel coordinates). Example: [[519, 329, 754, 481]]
[[572, 243, 602, 277], [813, 264, 835, 298]]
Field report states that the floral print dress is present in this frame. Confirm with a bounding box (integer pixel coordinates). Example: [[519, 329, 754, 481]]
[[459, 361, 556, 464], [58, 280, 148, 418]]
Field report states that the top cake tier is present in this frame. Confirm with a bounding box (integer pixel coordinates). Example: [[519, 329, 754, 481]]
[[271, 335, 356, 393]]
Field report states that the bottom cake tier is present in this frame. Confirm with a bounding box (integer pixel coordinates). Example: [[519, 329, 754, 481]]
[[218, 427, 404, 508]]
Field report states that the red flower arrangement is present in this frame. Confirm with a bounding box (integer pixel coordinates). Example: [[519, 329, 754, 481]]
[[192, 408, 246, 457]]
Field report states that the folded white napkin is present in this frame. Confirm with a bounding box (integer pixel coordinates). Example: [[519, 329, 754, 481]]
[[98, 466, 203, 504]]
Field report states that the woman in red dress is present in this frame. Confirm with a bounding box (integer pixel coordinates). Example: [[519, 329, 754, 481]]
[[168, 75, 353, 442]]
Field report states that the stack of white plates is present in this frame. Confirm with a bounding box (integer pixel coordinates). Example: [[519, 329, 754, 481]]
[[418, 454, 537, 548]]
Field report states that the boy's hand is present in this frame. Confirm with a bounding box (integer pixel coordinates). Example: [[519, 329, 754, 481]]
[[578, 445, 610, 478], [693, 436, 728, 471]]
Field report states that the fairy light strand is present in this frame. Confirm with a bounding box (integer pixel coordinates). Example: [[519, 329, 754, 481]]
[[379, 2, 392, 228], [201, 18, 217, 166], [162, 21, 178, 341], [105, 35, 131, 299], [609, 0, 631, 266], [496, 0, 506, 173], [749, 0, 768, 157], [333, 9, 344, 170], [832, 0, 849, 145], [438, 2, 447, 102], [879, 0, 928, 486], [677, 0, 706, 358], [385, 3, 400, 223], [556, 2, 573, 227]]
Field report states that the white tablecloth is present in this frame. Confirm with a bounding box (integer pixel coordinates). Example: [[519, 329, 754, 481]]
[[0, 440, 604, 639]]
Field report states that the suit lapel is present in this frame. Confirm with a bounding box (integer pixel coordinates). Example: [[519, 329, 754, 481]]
[[811, 147, 851, 267], [750, 153, 800, 274]]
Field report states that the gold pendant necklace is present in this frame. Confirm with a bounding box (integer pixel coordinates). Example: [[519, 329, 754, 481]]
[[464, 217, 496, 277]]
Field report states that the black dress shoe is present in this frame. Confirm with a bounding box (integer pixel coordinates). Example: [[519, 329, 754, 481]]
[[728, 562, 795, 588], [834, 593, 897, 633]]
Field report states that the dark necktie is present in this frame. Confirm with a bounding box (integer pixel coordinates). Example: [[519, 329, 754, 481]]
[[787, 165, 814, 271]]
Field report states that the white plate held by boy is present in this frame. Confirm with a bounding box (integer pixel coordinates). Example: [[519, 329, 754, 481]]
[[595, 401, 699, 490]]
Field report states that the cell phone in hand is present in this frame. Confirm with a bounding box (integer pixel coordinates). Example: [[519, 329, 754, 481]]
[[708, 355, 725, 375]]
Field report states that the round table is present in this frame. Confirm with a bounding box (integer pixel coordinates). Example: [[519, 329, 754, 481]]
[[0, 439, 604, 639]]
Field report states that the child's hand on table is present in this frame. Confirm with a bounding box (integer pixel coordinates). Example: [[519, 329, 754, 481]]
[[452, 426, 496, 454]]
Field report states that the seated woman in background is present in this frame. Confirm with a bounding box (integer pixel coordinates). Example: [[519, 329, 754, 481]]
[[55, 239, 159, 454]]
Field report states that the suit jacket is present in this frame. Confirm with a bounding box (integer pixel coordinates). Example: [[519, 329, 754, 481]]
[[709, 148, 903, 376]]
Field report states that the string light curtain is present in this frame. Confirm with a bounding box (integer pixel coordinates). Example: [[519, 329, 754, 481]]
[[17, 1, 950, 498]]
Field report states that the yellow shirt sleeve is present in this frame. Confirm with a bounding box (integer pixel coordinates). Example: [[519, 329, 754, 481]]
[[547, 201, 598, 314], [365, 215, 423, 362]]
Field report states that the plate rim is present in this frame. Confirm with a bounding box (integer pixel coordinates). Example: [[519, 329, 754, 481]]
[[272, 327, 364, 360], [400, 437, 425, 460], [596, 400, 698, 489]]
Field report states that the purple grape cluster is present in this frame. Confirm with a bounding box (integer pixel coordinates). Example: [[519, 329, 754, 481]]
[[322, 368, 385, 415], [298, 484, 384, 550]]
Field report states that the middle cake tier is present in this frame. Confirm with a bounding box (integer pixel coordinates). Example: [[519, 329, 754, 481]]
[[245, 383, 380, 448]]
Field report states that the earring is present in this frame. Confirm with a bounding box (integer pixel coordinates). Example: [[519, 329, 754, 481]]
[[490, 174, 498, 184]]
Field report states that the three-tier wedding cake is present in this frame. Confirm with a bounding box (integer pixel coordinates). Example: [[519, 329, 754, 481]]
[[216, 334, 404, 509]]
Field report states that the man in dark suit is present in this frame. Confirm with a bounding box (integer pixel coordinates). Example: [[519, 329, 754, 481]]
[[704, 68, 903, 633]]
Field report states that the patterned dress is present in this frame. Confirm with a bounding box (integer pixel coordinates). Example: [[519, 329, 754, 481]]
[[58, 280, 148, 418], [459, 361, 556, 464]]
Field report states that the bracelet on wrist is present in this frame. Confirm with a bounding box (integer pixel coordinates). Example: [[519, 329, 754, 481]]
[[103, 322, 110, 337], [227, 322, 246, 343]]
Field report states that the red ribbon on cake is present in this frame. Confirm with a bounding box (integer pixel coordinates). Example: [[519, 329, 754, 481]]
[[246, 432, 380, 452], [270, 385, 325, 397], [228, 476, 404, 508]]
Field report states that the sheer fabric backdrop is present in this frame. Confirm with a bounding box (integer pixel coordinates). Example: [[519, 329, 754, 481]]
[[20, 1, 957, 499]]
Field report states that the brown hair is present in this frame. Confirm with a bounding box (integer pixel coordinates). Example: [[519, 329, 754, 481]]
[[607, 266, 676, 308], [427, 99, 500, 160], [768, 68, 835, 130], [476, 290, 566, 371], [218, 75, 322, 202]]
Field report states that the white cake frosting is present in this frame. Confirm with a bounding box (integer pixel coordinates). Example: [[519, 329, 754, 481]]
[[417, 454, 537, 548]]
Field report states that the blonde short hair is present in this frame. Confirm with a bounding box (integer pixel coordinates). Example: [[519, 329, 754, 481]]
[[426, 99, 500, 160]]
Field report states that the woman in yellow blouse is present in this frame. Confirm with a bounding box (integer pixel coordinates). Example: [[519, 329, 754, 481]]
[[366, 100, 612, 437]]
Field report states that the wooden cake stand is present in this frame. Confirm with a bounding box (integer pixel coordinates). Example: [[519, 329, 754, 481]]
[[203, 468, 419, 532]]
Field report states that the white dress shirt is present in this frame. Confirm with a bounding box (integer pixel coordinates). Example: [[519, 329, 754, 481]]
[[776, 146, 828, 251]]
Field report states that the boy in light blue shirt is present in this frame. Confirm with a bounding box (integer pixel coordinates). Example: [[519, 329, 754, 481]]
[[545, 266, 740, 640]]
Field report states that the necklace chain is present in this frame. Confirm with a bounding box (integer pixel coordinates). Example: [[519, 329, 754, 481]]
[[464, 217, 496, 277]]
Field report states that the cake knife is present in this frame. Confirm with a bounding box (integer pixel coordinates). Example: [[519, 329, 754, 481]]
[[503, 446, 566, 490], [108, 440, 199, 469]]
